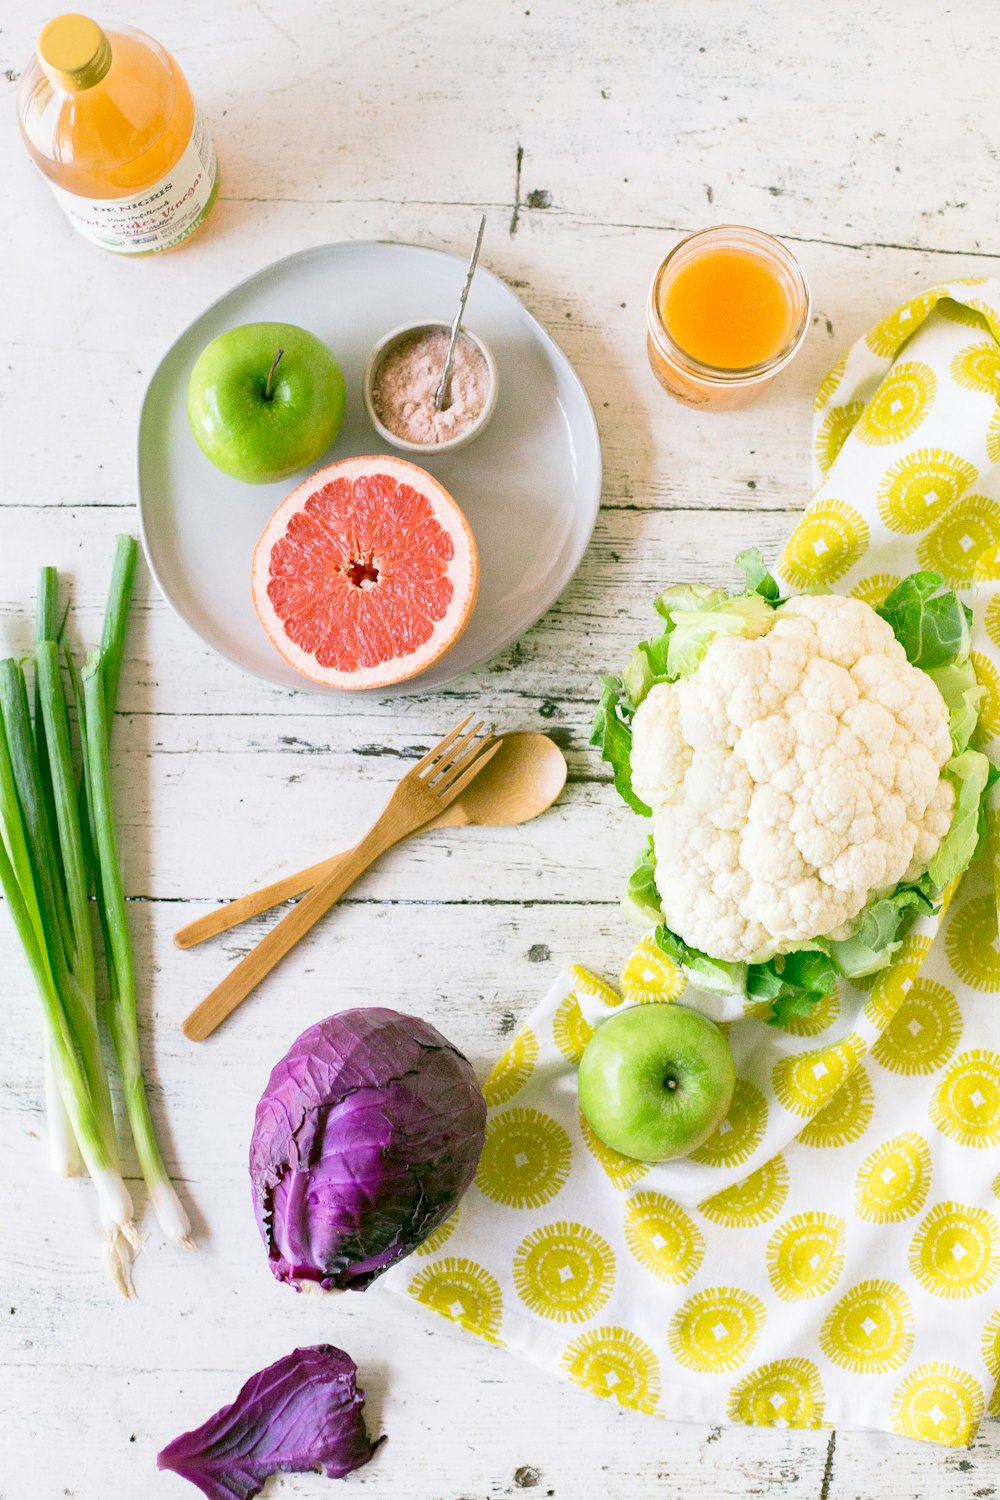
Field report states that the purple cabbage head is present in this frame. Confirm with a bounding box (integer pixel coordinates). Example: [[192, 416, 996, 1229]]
[[249, 1007, 486, 1291]]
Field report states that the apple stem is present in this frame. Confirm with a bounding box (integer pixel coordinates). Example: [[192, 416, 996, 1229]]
[[264, 347, 285, 401]]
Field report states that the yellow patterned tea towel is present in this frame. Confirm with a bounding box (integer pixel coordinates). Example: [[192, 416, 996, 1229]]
[[387, 278, 1000, 1445]]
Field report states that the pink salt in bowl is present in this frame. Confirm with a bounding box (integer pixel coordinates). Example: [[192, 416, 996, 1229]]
[[362, 319, 499, 455]]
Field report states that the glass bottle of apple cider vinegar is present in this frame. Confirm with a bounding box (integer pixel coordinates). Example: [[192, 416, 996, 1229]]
[[17, 14, 219, 254]]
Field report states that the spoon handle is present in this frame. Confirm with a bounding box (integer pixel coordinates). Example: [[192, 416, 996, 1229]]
[[434, 213, 487, 411], [173, 805, 461, 949]]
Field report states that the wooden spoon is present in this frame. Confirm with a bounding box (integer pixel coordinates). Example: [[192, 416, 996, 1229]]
[[174, 732, 567, 950]]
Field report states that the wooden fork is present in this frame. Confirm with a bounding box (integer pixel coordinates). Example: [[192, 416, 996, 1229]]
[[181, 715, 501, 1042]]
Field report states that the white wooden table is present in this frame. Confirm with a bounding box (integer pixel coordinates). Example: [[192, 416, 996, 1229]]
[[3, 2, 1000, 1495]]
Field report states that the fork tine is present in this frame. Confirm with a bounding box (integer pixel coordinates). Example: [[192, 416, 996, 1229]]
[[431, 726, 492, 792], [434, 730, 497, 794], [436, 738, 503, 806], [412, 713, 475, 775], [426, 721, 486, 785]]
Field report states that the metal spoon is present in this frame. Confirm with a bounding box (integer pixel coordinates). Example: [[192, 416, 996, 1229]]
[[173, 732, 567, 949], [433, 213, 487, 411]]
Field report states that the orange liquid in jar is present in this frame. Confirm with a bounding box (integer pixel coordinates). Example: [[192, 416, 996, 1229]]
[[646, 227, 810, 410], [660, 248, 797, 370]]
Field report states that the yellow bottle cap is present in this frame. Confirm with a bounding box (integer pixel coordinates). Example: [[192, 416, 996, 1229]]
[[38, 14, 112, 91]]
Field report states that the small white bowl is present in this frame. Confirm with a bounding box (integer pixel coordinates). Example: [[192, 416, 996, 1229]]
[[362, 320, 499, 455]]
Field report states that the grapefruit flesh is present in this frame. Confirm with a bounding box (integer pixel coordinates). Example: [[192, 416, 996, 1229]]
[[252, 455, 479, 690]]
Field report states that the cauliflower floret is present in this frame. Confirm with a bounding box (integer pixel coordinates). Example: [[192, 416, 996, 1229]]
[[630, 592, 956, 963], [904, 776, 956, 880], [630, 683, 691, 806]]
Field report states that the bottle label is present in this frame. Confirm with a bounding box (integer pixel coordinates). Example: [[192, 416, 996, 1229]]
[[47, 108, 218, 253]]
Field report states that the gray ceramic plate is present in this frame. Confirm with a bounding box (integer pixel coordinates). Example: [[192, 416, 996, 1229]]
[[138, 240, 602, 695]]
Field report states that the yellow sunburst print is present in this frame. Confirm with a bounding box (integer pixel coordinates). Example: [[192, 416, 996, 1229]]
[[863, 936, 934, 1024], [917, 495, 1000, 587], [561, 1327, 661, 1415], [578, 1109, 649, 1190], [871, 979, 962, 1076], [985, 594, 1000, 653], [937, 298, 992, 332], [690, 1078, 767, 1167], [850, 573, 902, 610], [623, 1191, 705, 1286], [865, 293, 939, 358], [483, 1027, 538, 1107], [945, 896, 1000, 992], [772, 1035, 866, 1118], [699, 1155, 790, 1228], [951, 341, 1000, 397], [779, 499, 870, 590], [909, 1202, 1000, 1299], [931, 1050, 1000, 1147], [970, 651, 1000, 743], [988, 406, 1000, 466], [414, 1207, 460, 1257], [513, 1222, 615, 1324], [814, 355, 847, 411], [727, 1358, 826, 1429], [766, 1212, 846, 1302], [854, 362, 936, 446], [552, 994, 595, 1063], [815, 402, 864, 474], [820, 1280, 914, 1374], [409, 1257, 503, 1342], [966, 293, 1000, 325], [475, 1108, 572, 1209], [981, 1309, 1000, 1414], [798, 1065, 874, 1148], [619, 934, 686, 1003], [876, 449, 978, 534], [567, 964, 622, 1010], [890, 1364, 985, 1446], [855, 1133, 932, 1223], [668, 1287, 767, 1373]]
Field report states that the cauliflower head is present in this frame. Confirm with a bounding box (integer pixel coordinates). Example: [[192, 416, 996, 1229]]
[[630, 593, 955, 964]]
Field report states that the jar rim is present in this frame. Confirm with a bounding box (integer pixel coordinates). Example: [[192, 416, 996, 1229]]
[[647, 225, 811, 386]]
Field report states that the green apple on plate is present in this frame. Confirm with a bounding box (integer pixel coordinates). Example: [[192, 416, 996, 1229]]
[[577, 1003, 736, 1162], [187, 321, 346, 484]]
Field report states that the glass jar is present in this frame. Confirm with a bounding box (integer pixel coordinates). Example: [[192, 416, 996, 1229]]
[[17, 14, 218, 255], [646, 225, 811, 410]]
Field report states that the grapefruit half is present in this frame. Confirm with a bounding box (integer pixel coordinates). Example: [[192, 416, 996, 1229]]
[[251, 455, 479, 690]]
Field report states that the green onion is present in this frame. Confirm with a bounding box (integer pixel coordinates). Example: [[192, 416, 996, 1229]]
[[34, 568, 83, 1176], [99, 535, 138, 722], [83, 650, 192, 1248], [0, 710, 136, 1292], [36, 641, 117, 1155], [0, 536, 190, 1289]]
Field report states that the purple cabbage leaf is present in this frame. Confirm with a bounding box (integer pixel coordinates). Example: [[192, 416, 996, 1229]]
[[250, 1008, 486, 1291], [157, 1344, 383, 1499]]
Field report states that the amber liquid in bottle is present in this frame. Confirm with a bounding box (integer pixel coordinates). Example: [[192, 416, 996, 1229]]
[[17, 15, 219, 254]]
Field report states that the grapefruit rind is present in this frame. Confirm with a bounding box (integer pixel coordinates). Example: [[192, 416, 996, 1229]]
[[251, 454, 479, 690]]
